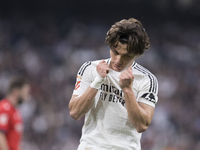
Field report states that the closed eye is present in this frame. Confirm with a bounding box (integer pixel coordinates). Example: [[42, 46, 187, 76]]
[[125, 54, 132, 57], [112, 49, 119, 55]]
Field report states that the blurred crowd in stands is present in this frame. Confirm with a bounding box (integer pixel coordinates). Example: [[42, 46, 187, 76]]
[[0, 14, 200, 150]]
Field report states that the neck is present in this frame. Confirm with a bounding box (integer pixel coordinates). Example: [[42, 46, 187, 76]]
[[6, 95, 17, 106]]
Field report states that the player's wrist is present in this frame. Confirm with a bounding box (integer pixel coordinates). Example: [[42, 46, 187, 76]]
[[121, 86, 133, 93], [90, 75, 105, 89]]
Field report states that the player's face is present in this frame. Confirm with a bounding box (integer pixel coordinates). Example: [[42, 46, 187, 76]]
[[18, 84, 31, 104], [110, 42, 136, 72]]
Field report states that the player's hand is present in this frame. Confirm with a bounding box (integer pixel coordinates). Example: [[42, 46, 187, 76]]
[[119, 66, 134, 90], [96, 60, 110, 78]]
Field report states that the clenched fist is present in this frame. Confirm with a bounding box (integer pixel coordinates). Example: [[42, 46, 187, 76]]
[[96, 60, 110, 78], [119, 66, 134, 90]]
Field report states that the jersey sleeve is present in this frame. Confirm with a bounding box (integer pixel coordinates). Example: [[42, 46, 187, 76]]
[[73, 61, 94, 96], [0, 103, 11, 133], [137, 75, 158, 108]]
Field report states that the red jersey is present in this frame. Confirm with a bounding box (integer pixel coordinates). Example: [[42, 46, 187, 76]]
[[0, 99, 23, 150]]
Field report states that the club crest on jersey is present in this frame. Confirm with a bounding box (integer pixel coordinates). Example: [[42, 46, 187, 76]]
[[77, 76, 82, 80]]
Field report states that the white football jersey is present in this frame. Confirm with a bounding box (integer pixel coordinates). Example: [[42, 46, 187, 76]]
[[73, 59, 158, 150]]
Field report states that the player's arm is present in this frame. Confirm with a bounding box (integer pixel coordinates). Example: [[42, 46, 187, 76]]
[[69, 60, 109, 120], [69, 87, 99, 120], [0, 131, 10, 150], [119, 67, 156, 133], [123, 87, 154, 133]]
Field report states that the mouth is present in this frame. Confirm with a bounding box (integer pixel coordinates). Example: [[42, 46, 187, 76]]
[[114, 63, 123, 69]]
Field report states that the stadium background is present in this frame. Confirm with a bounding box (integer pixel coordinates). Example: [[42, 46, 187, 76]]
[[0, 0, 200, 149]]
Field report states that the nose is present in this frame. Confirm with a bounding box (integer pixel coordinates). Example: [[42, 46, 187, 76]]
[[116, 55, 123, 64]]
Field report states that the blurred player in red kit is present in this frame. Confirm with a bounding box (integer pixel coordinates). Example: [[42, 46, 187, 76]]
[[0, 78, 31, 150]]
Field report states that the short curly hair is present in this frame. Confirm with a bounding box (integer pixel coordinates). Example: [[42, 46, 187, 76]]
[[7, 77, 29, 94], [105, 18, 150, 55]]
